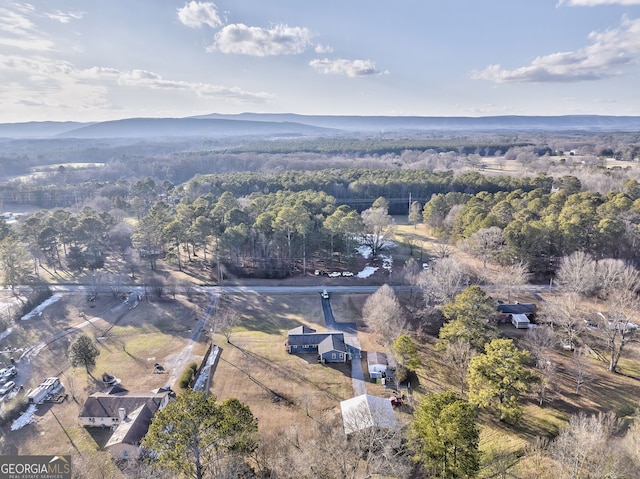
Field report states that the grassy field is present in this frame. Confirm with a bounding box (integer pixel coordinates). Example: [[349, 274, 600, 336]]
[[210, 292, 354, 438], [0, 292, 207, 469]]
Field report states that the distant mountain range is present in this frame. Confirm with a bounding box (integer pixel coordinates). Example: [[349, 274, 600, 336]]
[[1, 113, 640, 139]]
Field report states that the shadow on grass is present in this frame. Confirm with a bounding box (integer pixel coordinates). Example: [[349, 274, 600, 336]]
[[228, 342, 346, 402], [224, 294, 323, 336], [217, 355, 295, 406], [86, 426, 115, 449]]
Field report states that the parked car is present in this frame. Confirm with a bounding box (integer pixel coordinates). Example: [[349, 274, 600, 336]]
[[0, 366, 16, 381], [102, 373, 117, 386], [328, 272, 341, 278], [0, 380, 15, 396], [342, 271, 354, 277]]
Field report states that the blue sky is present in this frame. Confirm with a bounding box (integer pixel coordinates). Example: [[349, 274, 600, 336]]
[[2, 0, 640, 122]]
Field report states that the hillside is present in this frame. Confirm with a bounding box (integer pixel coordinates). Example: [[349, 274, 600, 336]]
[[2, 114, 640, 139]]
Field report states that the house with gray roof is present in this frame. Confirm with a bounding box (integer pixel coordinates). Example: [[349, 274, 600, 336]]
[[318, 334, 348, 363], [286, 326, 348, 363], [79, 386, 173, 459]]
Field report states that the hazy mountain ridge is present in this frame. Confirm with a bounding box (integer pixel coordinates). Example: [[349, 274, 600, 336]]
[[1, 114, 640, 139]]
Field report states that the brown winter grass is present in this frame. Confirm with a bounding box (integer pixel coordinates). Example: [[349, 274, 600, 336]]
[[210, 293, 354, 439], [0, 293, 205, 459]]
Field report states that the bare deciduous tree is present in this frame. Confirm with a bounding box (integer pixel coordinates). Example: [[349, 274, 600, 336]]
[[522, 326, 557, 368], [360, 202, 396, 260], [495, 261, 530, 303], [551, 412, 628, 479], [442, 339, 475, 395], [594, 261, 640, 372], [213, 295, 239, 344], [556, 251, 598, 296], [532, 359, 557, 406], [362, 284, 406, 347], [418, 256, 468, 305], [543, 293, 585, 352], [570, 347, 593, 394], [466, 226, 504, 269]]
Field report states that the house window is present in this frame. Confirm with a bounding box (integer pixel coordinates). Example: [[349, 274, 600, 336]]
[[113, 418, 118, 422], [340, 353, 344, 358], [332, 353, 336, 359]]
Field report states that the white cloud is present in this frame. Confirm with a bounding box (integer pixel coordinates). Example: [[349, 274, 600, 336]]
[[117, 69, 273, 102], [309, 58, 382, 77], [0, 5, 54, 51], [558, 0, 640, 5], [211, 23, 312, 56], [46, 10, 84, 23], [0, 54, 272, 119], [472, 16, 640, 83], [315, 44, 333, 54], [177, 1, 222, 29]]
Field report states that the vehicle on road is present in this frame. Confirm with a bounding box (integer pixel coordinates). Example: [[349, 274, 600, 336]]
[[321, 289, 329, 299]]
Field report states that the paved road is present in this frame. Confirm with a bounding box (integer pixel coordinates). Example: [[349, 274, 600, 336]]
[[47, 284, 390, 296]]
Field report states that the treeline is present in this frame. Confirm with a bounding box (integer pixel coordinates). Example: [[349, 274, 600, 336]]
[[228, 137, 535, 156], [183, 169, 546, 214], [425, 176, 640, 276]]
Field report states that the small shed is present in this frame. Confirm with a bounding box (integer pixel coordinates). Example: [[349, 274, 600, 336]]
[[511, 313, 531, 329], [367, 352, 388, 379]]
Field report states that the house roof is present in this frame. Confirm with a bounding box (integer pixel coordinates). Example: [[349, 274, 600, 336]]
[[79, 391, 168, 419], [104, 403, 155, 449], [288, 325, 317, 335], [287, 332, 332, 347], [497, 303, 537, 315], [367, 352, 388, 367], [105, 385, 128, 395], [318, 333, 346, 355], [340, 394, 398, 435]]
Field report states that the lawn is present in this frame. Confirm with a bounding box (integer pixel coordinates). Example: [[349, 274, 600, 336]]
[[0, 292, 207, 466], [210, 292, 354, 439]]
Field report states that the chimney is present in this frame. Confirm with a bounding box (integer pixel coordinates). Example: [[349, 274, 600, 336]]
[[118, 407, 126, 421]]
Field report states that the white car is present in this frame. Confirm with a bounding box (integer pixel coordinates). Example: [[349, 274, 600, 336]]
[[0, 380, 15, 396], [328, 272, 341, 278], [342, 271, 353, 277], [0, 366, 16, 381]]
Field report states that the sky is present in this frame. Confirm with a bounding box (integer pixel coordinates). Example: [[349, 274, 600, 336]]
[[2, 0, 640, 122]]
